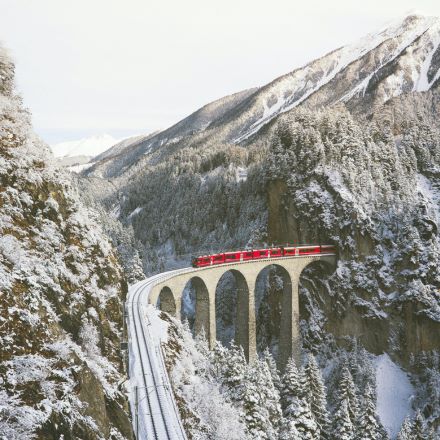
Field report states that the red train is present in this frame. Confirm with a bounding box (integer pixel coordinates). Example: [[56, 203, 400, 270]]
[[191, 245, 336, 268]]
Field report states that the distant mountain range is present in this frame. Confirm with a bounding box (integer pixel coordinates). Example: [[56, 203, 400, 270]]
[[51, 133, 119, 158], [50, 134, 120, 167], [82, 14, 440, 179]]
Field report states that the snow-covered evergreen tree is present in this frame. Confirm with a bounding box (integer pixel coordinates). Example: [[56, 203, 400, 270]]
[[213, 341, 247, 404], [357, 385, 383, 440], [411, 410, 428, 440], [279, 417, 301, 440], [335, 366, 359, 429], [281, 357, 319, 440], [263, 347, 282, 391], [241, 358, 280, 439], [332, 399, 355, 440], [257, 358, 282, 433], [194, 327, 212, 378], [397, 417, 413, 440], [281, 356, 301, 413], [303, 354, 330, 439]]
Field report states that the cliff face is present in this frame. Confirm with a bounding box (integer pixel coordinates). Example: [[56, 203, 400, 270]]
[[0, 46, 132, 439], [265, 105, 440, 364]]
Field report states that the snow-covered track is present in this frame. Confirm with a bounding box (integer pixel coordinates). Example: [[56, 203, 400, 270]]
[[127, 272, 188, 440]]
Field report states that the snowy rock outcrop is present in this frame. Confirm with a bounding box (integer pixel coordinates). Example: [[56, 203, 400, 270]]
[[0, 45, 132, 439]]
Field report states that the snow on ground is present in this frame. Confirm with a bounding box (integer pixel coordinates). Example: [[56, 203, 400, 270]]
[[51, 134, 118, 158], [375, 353, 415, 439], [127, 277, 187, 439], [128, 206, 143, 219], [418, 173, 440, 223], [67, 162, 96, 173], [146, 304, 169, 343], [233, 15, 438, 143], [415, 21, 440, 91]]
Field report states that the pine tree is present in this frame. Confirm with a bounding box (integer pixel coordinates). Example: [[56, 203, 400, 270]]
[[281, 356, 300, 414], [220, 342, 247, 404], [242, 372, 269, 439], [212, 340, 228, 378], [259, 359, 282, 432], [357, 384, 382, 440], [411, 410, 427, 440], [303, 354, 330, 439], [279, 417, 301, 440], [263, 347, 282, 391], [241, 359, 279, 440], [281, 357, 319, 440], [397, 417, 412, 440], [331, 365, 360, 439], [336, 366, 359, 428], [332, 399, 355, 440], [194, 327, 211, 378]]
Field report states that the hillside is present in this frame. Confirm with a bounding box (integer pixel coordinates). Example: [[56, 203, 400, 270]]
[[75, 14, 440, 436], [85, 14, 440, 180], [0, 46, 132, 439]]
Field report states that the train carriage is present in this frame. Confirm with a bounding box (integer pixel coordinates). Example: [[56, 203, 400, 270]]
[[191, 244, 335, 268]]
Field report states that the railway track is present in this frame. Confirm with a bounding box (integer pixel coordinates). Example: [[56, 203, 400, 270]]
[[127, 272, 187, 440]]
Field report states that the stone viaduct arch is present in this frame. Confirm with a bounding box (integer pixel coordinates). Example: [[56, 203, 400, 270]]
[[149, 254, 336, 369]]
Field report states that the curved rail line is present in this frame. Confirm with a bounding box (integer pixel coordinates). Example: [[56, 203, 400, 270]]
[[131, 280, 160, 439], [128, 272, 188, 439]]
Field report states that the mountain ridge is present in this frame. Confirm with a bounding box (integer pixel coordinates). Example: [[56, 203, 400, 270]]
[[51, 133, 119, 158], [84, 14, 440, 179]]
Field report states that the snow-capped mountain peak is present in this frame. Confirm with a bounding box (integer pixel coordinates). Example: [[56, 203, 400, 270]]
[[51, 133, 119, 159], [232, 14, 440, 142], [85, 14, 440, 180]]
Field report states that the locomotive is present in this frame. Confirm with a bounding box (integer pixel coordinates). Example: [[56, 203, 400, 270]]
[[191, 245, 336, 268]]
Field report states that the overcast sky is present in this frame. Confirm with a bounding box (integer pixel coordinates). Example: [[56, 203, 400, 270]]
[[1, 0, 440, 145]]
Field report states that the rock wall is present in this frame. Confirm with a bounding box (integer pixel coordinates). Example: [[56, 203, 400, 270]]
[[265, 107, 440, 365], [0, 44, 132, 439]]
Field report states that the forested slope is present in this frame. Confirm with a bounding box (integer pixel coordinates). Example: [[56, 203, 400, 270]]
[[0, 45, 132, 439]]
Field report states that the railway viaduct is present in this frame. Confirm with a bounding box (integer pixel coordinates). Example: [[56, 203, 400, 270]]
[[149, 253, 336, 368]]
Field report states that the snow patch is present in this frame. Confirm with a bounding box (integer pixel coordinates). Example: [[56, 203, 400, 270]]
[[128, 206, 143, 219], [146, 304, 169, 343], [68, 162, 96, 173], [417, 173, 440, 222], [415, 21, 440, 91], [375, 354, 414, 438]]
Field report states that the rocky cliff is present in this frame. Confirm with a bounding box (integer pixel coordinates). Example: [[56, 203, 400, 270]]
[[265, 104, 440, 365], [0, 45, 132, 439]]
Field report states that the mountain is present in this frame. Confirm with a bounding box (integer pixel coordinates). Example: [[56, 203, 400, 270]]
[[51, 133, 119, 158], [0, 45, 132, 438], [84, 14, 440, 179], [84, 88, 257, 178], [50, 133, 120, 169], [74, 13, 440, 436]]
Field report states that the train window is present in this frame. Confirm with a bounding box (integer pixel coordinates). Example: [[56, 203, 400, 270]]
[[299, 247, 318, 254]]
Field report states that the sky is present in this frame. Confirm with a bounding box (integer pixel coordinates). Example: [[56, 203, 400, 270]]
[[1, 0, 440, 145]]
